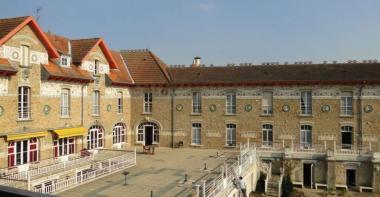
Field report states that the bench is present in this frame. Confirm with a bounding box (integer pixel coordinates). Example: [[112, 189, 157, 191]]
[[315, 183, 327, 189], [292, 181, 303, 188], [359, 186, 373, 193], [335, 184, 348, 190]]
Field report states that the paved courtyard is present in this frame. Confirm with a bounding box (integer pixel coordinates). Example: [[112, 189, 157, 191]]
[[59, 147, 239, 197]]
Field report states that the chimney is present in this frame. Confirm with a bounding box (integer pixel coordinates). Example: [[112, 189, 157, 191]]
[[68, 41, 72, 55], [192, 56, 201, 67]]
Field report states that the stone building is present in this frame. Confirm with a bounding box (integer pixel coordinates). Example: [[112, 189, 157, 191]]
[[0, 15, 379, 193]]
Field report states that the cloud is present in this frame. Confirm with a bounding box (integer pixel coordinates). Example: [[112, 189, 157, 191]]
[[199, 0, 215, 12]]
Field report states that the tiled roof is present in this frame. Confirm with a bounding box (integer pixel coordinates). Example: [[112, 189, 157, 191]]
[[0, 16, 29, 41], [168, 63, 380, 85], [41, 60, 92, 83], [0, 58, 17, 75], [106, 50, 134, 86], [120, 49, 170, 85], [45, 32, 70, 55], [70, 38, 100, 64]]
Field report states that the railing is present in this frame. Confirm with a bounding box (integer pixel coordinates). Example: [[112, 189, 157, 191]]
[[264, 163, 272, 193], [31, 150, 136, 194]]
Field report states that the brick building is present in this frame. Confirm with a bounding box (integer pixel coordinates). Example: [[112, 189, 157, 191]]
[[0, 16, 379, 193]]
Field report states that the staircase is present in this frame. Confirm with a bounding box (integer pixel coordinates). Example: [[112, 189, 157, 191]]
[[266, 174, 281, 197]]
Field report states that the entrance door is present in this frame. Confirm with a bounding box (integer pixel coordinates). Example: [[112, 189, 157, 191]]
[[145, 126, 153, 146], [346, 169, 356, 187], [303, 163, 313, 188]]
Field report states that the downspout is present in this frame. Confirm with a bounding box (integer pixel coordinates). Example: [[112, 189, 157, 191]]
[[81, 84, 85, 151], [357, 82, 365, 149], [171, 85, 175, 148]]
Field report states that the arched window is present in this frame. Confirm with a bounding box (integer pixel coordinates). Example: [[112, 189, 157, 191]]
[[87, 125, 104, 149], [18, 86, 31, 120], [137, 122, 159, 145], [113, 123, 126, 144], [262, 124, 273, 147], [341, 126, 353, 149]]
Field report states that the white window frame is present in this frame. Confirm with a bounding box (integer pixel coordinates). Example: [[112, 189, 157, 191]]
[[92, 91, 100, 116], [341, 126, 353, 149], [226, 93, 236, 114], [137, 122, 159, 144], [262, 124, 273, 147], [113, 123, 126, 144], [226, 124, 236, 146], [8, 138, 38, 167], [87, 125, 104, 149], [192, 92, 202, 114], [143, 92, 152, 113], [300, 125, 312, 149], [18, 86, 31, 120], [53, 137, 75, 157], [191, 123, 202, 145], [94, 60, 100, 75], [262, 91, 273, 115], [60, 89, 70, 117], [341, 92, 353, 116], [60, 55, 70, 67], [21, 45, 30, 66], [117, 92, 123, 114], [300, 91, 312, 115]]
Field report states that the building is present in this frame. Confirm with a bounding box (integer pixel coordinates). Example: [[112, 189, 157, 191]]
[[0, 15, 379, 194]]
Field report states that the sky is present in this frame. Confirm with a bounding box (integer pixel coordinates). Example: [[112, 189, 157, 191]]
[[1, 0, 380, 65]]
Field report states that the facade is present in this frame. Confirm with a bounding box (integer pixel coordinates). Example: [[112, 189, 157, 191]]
[[0, 16, 380, 193]]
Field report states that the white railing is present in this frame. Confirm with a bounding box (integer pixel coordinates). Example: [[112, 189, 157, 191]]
[[196, 143, 256, 197], [31, 150, 136, 194], [264, 163, 272, 193], [278, 168, 284, 196]]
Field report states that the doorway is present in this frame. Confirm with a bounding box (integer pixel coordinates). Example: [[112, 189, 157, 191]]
[[303, 163, 313, 188], [144, 126, 153, 146], [346, 169, 356, 187]]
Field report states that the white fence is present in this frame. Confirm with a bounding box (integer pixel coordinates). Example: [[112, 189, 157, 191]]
[[31, 150, 136, 194]]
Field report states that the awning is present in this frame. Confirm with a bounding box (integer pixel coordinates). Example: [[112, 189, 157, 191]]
[[53, 127, 87, 139], [6, 131, 48, 141]]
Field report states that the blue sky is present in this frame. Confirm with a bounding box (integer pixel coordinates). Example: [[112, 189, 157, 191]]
[[1, 0, 380, 65]]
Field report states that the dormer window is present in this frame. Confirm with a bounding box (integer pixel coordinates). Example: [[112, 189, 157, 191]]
[[60, 55, 70, 67]]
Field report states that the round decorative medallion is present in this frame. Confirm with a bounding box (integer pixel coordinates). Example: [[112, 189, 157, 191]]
[[43, 105, 51, 115], [161, 89, 168, 95], [282, 105, 290, 112], [22, 69, 30, 80], [364, 105, 373, 113], [176, 104, 183, 111], [321, 105, 331, 113], [12, 51, 19, 59], [107, 104, 112, 112], [31, 54, 38, 62], [244, 104, 252, 112], [0, 106, 4, 117], [209, 104, 217, 112]]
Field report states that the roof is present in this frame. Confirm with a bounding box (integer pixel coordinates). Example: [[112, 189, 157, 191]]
[[168, 63, 380, 86], [71, 38, 118, 69], [0, 58, 17, 75], [0, 16, 59, 58], [106, 50, 134, 86], [41, 60, 92, 83], [120, 49, 170, 85], [45, 32, 70, 55]]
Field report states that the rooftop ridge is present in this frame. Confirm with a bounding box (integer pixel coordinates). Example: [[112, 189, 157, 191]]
[[0, 15, 30, 21], [120, 49, 150, 53], [70, 37, 101, 41]]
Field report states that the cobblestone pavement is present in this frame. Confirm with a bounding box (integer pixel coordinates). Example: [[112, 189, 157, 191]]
[[59, 147, 238, 197]]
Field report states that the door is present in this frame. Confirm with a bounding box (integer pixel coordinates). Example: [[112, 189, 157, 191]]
[[303, 163, 312, 188], [145, 126, 153, 146], [346, 169, 356, 187]]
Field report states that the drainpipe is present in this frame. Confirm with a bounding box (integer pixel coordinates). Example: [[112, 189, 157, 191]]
[[358, 82, 365, 149], [81, 84, 85, 151], [170, 86, 175, 148]]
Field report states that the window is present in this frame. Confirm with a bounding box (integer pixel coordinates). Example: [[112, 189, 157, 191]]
[[8, 138, 38, 167], [53, 137, 75, 157], [21, 45, 30, 66], [60, 56, 69, 67], [113, 123, 126, 144], [192, 92, 202, 113], [92, 91, 100, 115], [341, 126, 353, 149], [87, 125, 104, 149], [262, 124, 273, 147], [117, 92, 123, 114], [300, 125, 312, 149], [61, 89, 70, 117], [137, 122, 159, 143], [300, 91, 312, 115], [144, 92, 152, 113], [226, 124, 236, 146], [341, 92, 353, 116], [262, 91, 273, 115], [94, 60, 100, 75], [18, 86, 31, 120], [191, 123, 202, 145], [226, 93, 236, 114]]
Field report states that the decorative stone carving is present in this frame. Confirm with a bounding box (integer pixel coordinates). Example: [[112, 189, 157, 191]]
[[364, 105, 373, 113], [209, 104, 217, 112], [321, 105, 331, 113], [244, 104, 252, 112], [282, 105, 290, 112], [176, 104, 183, 112], [106, 104, 112, 112], [0, 77, 8, 95], [40, 82, 85, 97], [43, 105, 51, 115]]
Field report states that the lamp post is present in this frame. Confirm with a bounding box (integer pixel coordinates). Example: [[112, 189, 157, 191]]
[[122, 171, 129, 185]]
